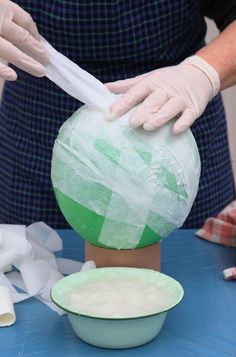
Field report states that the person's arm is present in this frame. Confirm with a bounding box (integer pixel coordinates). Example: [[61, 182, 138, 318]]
[[107, 2, 236, 133], [197, 20, 236, 90], [198, 0, 236, 90]]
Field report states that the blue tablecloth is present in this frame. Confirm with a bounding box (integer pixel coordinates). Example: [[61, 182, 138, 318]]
[[1, 229, 236, 357]]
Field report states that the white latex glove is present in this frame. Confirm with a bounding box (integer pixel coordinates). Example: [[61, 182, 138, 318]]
[[0, 0, 48, 80], [106, 56, 220, 134]]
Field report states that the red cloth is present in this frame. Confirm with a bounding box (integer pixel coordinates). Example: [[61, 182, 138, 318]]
[[196, 200, 236, 247], [196, 199, 236, 280]]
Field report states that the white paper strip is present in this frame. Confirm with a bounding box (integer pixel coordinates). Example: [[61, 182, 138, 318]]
[[30, 240, 58, 270], [7, 270, 64, 315], [2, 264, 12, 274], [19, 259, 62, 296], [81, 260, 96, 272], [0, 225, 32, 269], [41, 37, 115, 112], [0, 273, 30, 303], [26, 221, 62, 253], [0, 225, 25, 237], [56, 258, 83, 275]]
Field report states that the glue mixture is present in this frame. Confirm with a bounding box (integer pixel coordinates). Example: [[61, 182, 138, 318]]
[[67, 271, 178, 318]]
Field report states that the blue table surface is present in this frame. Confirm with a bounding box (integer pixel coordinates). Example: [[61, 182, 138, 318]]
[[1, 229, 236, 357]]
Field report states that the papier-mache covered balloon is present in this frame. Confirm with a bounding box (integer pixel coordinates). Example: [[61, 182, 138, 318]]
[[51, 105, 200, 249], [42, 37, 201, 250]]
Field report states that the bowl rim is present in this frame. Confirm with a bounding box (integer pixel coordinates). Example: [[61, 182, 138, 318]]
[[51, 267, 184, 321]]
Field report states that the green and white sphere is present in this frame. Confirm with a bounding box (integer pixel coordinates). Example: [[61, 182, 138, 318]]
[[51, 102, 200, 249]]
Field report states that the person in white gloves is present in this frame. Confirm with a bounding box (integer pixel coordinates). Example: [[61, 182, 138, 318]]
[[106, 56, 220, 134], [0, 1, 235, 244]]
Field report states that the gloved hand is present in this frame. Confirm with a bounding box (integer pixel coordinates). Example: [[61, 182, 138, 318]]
[[106, 56, 220, 134], [0, 0, 48, 80]]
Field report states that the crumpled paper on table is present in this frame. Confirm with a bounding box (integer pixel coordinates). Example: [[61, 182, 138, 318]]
[[0, 222, 95, 326]]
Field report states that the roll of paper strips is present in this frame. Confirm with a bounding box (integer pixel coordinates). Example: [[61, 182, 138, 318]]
[[0, 286, 16, 327]]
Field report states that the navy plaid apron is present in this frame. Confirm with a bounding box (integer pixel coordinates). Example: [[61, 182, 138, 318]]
[[0, 0, 235, 228]]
